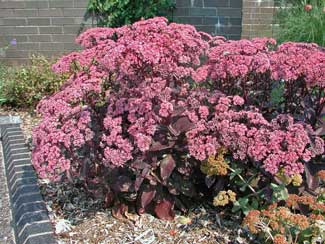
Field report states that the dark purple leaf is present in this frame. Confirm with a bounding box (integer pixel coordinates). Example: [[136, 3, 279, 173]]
[[154, 199, 175, 220], [262, 186, 273, 202], [134, 175, 144, 191], [174, 198, 187, 212], [167, 184, 179, 195], [171, 106, 185, 117], [150, 141, 175, 151], [205, 175, 216, 188], [212, 177, 225, 194], [112, 176, 133, 192], [160, 154, 176, 181], [140, 187, 156, 209], [131, 160, 150, 169], [168, 116, 194, 136], [104, 191, 114, 208], [297, 203, 310, 215], [112, 203, 128, 219], [169, 174, 196, 197], [305, 164, 319, 191], [315, 125, 325, 136], [177, 160, 192, 176]]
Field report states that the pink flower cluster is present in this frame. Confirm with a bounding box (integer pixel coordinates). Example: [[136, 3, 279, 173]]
[[32, 108, 93, 180], [197, 38, 275, 81], [186, 95, 324, 176], [270, 42, 325, 87], [32, 17, 208, 180], [32, 17, 324, 184], [199, 38, 325, 89]]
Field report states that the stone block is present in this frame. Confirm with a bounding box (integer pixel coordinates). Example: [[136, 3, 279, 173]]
[[28, 18, 51, 26]]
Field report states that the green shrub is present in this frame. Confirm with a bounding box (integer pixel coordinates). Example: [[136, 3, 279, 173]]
[[1, 55, 68, 108], [0, 63, 9, 104], [276, 0, 325, 46], [87, 0, 175, 27]]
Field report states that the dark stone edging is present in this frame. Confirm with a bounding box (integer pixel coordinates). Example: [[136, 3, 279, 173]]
[[0, 116, 57, 244]]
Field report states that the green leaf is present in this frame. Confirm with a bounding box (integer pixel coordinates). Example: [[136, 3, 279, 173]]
[[271, 183, 288, 202], [251, 198, 259, 209]]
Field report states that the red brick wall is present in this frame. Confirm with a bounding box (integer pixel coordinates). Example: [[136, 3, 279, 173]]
[[241, 0, 276, 39]]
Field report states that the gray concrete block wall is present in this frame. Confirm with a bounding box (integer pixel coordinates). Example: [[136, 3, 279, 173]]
[[173, 0, 242, 40], [0, 0, 91, 64], [0, 0, 243, 64]]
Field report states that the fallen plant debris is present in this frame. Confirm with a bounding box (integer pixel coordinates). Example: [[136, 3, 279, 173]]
[[40, 180, 256, 244]]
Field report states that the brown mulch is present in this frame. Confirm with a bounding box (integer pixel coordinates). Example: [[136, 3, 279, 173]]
[[54, 209, 249, 244], [1, 107, 257, 244]]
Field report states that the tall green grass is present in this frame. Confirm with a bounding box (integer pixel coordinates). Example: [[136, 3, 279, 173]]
[[276, 0, 325, 46]]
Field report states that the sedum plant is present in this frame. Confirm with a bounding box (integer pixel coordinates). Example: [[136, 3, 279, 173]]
[[32, 18, 324, 224]]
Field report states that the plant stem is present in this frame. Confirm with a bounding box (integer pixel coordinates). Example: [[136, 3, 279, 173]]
[[229, 167, 256, 193]]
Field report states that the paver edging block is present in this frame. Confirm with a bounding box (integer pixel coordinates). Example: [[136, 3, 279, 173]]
[[0, 116, 57, 244]]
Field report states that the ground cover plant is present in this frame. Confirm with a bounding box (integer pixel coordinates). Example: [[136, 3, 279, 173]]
[[32, 17, 325, 243]]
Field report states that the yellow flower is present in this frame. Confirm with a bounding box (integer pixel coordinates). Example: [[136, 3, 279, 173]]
[[291, 174, 303, 186], [227, 190, 236, 202], [213, 191, 229, 206], [276, 169, 292, 185], [213, 189, 236, 206], [201, 147, 229, 176]]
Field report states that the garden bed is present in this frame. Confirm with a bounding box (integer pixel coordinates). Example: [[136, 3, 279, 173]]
[[0, 108, 253, 244], [1, 16, 325, 244]]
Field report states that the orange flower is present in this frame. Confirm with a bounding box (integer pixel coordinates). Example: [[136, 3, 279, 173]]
[[290, 214, 309, 229], [310, 213, 325, 221], [169, 229, 177, 236], [317, 170, 325, 181], [243, 210, 261, 234], [299, 195, 315, 206], [286, 194, 299, 208], [276, 207, 290, 220], [273, 234, 288, 244], [269, 220, 280, 231], [311, 203, 325, 212]]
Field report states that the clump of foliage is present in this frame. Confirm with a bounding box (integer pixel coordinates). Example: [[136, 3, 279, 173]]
[[0, 63, 9, 104], [0, 39, 17, 104], [1, 55, 68, 108], [86, 0, 175, 27], [32, 17, 325, 243], [243, 190, 325, 244], [276, 0, 325, 46]]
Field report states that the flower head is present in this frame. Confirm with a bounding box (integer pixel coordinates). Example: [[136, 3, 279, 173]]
[[10, 38, 17, 46]]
